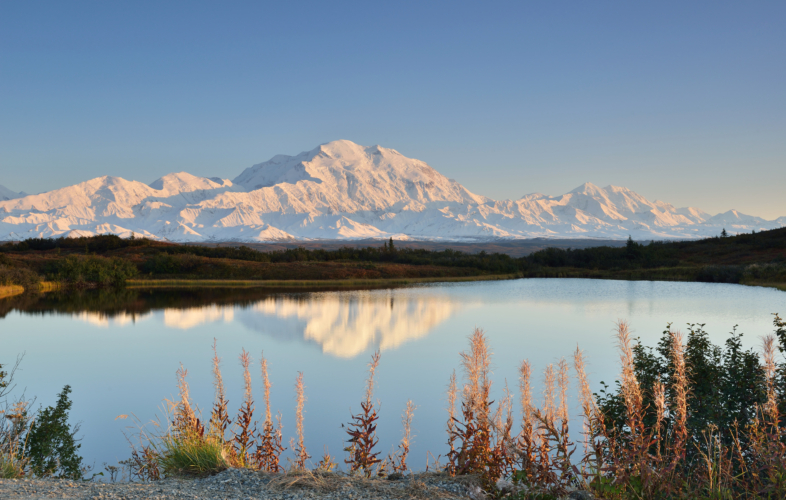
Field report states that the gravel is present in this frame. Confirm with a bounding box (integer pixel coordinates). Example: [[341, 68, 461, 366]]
[[0, 468, 477, 499]]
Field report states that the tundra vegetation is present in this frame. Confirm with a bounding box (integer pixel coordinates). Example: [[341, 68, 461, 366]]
[[114, 315, 786, 499], [0, 228, 785, 289]]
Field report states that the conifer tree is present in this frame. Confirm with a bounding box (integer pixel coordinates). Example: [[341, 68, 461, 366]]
[[26, 385, 84, 479]]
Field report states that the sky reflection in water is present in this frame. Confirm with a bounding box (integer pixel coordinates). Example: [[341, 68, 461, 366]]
[[1, 279, 784, 473]]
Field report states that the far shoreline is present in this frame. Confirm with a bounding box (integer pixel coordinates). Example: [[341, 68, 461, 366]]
[[3, 276, 783, 300], [124, 273, 520, 289]]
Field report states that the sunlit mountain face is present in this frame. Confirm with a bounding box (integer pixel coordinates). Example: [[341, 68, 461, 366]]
[[2, 140, 783, 242]]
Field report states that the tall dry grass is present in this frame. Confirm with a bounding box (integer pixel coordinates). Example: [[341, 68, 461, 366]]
[[256, 351, 285, 472], [209, 340, 230, 435], [0, 358, 31, 479], [0, 400, 32, 479], [446, 369, 458, 461], [126, 317, 786, 499], [232, 350, 256, 465], [293, 372, 309, 470], [389, 400, 416, 473]]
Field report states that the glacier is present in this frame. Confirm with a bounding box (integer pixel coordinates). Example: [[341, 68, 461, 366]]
[[1, 140, 783, 242]]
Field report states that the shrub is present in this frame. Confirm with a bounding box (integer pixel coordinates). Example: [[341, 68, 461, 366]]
[[25, 385, 84, 479], [742, 263, 786, 283], [0, 265, 41, 288], [47, 255, 137, 286], [1, 360, 83, 480], [140, 253, 203, 276], [694, 265, 744, 283], [345, 351, 382, 477]]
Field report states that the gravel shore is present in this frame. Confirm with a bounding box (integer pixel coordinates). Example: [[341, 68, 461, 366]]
[[0, 468, 478, 500]]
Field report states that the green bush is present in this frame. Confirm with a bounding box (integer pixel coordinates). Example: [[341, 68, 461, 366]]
[[742, 263, 786, 282], [141, 253, 204, 275], [694, 265, 744, 283], [596, 323, 766, 458], [0, 264, 41, 288], [47, 255, 138, 286], [25, 385, 84, 479]]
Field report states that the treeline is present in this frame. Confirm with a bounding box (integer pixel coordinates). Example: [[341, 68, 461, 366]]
[[2, 228, 786, 286], [523, 232, 786, 283], [141, 241, 520, 274], [1, 235, 522, 278], [6, 234, 152, 253]]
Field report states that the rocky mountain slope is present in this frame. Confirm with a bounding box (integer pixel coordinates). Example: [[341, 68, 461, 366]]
[[1, 140, 783, 242]]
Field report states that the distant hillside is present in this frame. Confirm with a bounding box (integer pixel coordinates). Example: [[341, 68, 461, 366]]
[[522, 227, 786, 286]]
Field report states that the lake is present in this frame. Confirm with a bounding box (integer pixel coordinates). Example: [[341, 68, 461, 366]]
[[1, 278, 784, 474]]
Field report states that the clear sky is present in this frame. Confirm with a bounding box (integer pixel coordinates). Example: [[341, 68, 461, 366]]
[[1, 1, 784, 218]]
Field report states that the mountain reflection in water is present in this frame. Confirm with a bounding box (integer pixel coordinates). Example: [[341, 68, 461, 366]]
[[2, 287, 470, 358], [243, 296, 458, 357]]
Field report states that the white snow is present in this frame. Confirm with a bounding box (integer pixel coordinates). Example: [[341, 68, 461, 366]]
[[0, 184, 27, 202], [0, 141, 783, 242]]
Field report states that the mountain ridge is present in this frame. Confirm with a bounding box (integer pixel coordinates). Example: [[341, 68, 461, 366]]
[[1, 140, 783, 242], [0, 184, 27, 202]]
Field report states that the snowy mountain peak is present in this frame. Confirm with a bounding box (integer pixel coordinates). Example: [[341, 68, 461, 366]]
[[569, 182, 605, 195], [149, 172, 232, 195], [1, 141, 784, 242], [314, 139, 368, 159], [705, 210, 767, 226], [232, 140, 487, 212], [0, 184, 27, 201]]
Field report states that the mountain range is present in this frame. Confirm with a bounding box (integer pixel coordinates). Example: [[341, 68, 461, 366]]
[[1, 140, 783, 242]]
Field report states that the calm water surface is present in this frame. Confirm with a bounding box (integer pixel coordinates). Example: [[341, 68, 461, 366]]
[[1, 279, 784, 472]]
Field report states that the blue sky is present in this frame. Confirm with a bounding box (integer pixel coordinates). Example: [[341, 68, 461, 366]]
[[1, 1, 784, 218]]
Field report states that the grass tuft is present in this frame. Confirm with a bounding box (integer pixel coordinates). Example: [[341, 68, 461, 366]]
[[157, 431, 227, 478]]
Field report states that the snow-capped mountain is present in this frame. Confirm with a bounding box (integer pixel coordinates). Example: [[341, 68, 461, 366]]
[[0, 184, 27, 202], [0, 140, 782, 242]]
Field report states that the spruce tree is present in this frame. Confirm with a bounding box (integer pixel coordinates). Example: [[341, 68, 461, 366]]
[[26, 385, 84, 479]]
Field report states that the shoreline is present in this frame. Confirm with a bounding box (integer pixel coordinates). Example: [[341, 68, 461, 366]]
[[0, 284, 24, 299], [0, 281, 59, 299], [0, 468, 476, 499], [124, 273, 519, 289], [741, 280, 786, 292], [2, 276, 783, 297]]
